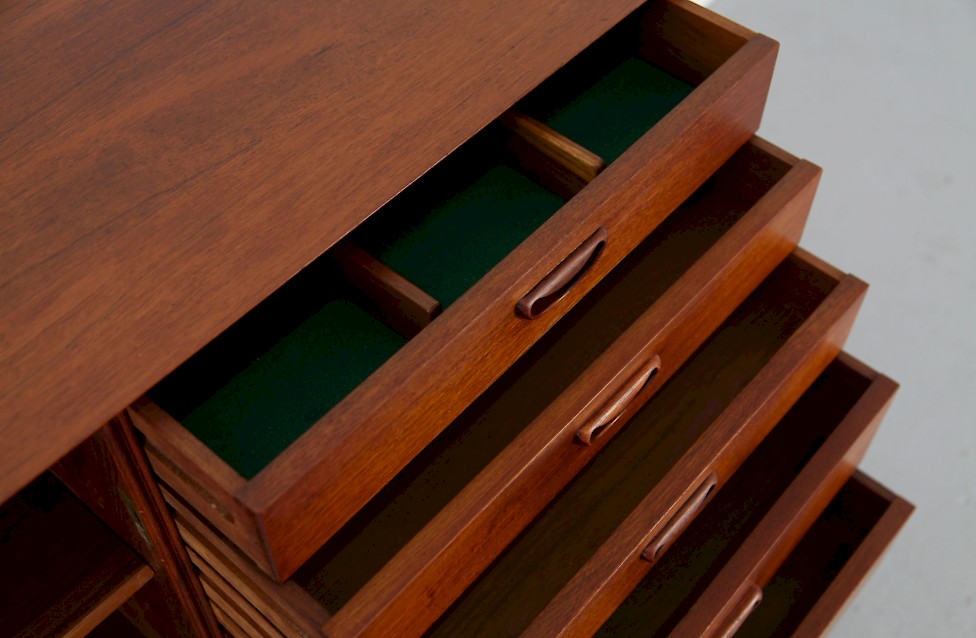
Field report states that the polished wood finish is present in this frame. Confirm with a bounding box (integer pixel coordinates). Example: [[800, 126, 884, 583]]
[[500, 110, 606, 199], [664, 355, 898, 638], [736, 472, 914, 638], [200, 569, 284, 638], [148, 135, 820, 638], [516, 226, 608, 318], [131, 0, 780, 580], [330, 242, 441, 338], [0, 474, 154, 638], [1, 0, 666, 503], [52, 417, 221, 638], [164, 486, 328, 638], [592, 353, 898, 638], [426, 251, 865, 638], [0, 0, 908, 636]]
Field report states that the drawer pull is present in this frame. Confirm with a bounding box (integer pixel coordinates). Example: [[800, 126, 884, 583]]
[[710, 584, 762, 638], [642, 472, 718, 562], [576, 354, 661, 445], [517, 227, 608, 319]]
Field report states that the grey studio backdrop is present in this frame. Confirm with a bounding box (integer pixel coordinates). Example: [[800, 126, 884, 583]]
[[699, 0, 976, 636]]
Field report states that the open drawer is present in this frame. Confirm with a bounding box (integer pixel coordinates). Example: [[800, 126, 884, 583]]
[[128, 0, 778, 581], [403, 250, 865, 638], [735, 472, 913, 638], [593, 353, 898, 638], [152, 137, 820, 638], [161, 247, 863, 638]]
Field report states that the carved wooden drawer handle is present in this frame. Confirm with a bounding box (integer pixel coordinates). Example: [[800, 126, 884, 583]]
[[576, 354, 662, 445], [710, 584, 763, 638], [517, 227, 608, 319], [642, 472, 719, 562]]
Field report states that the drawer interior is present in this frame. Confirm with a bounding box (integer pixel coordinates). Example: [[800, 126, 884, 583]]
[[351, 134, 566, 307], [423, 253, 840, 638], [151, 261, 410, 478], [735, 474, 911, 637], [143, 0, 757, 483], [147, 136, 790, 482], [517, 8, 693, 162], [283, 142, 794, 614], [595, 357, 876, 637]]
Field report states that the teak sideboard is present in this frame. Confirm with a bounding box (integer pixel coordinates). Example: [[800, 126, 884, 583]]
[[0, 1, 912, 636]]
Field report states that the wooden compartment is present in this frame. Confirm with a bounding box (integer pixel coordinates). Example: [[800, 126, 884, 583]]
[[296, 141, 818, 638], [735, 472, 913, 638], [162, 138, 821, 637], [163, 247, 865, 638], [0, 474, 154, 638], [131, 0, 780, 581], [423, 250, 865, 638], [592, 354, 897, 638]]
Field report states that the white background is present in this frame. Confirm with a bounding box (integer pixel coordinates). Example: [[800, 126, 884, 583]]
[[699, 0, 976, 635]]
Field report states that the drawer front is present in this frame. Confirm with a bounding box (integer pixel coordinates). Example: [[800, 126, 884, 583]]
[[146, 136, 820, 637], [422, 250, 866, 638], [323, 140, 819, 638], [130, 0, 779, 580], [736, 472, 913, 638], [594, 353, 897, 638]]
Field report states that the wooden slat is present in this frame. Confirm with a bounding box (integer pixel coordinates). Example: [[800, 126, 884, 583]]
[[499, 110, 606, 198], [199, 568, 285, 638], [161, 485, 328, 638], [331, 241, 441, 338]]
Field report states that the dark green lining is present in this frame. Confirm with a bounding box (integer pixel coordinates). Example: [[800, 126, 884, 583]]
[[155, 294, 406, 479], [357, 162, 564, 307], [536, 57, 693, 162]]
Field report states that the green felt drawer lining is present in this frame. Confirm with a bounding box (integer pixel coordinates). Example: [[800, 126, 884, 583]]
[[150, 43, 696, 480]]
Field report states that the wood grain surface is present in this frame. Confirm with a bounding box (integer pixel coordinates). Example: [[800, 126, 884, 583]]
[[425, 251, 865, 638], [321, 139, 816, 638], [132, 0, 777, 580], [594, 354, 897, 638], [0, 0, 653, 502], [735, 472, 913, 638]]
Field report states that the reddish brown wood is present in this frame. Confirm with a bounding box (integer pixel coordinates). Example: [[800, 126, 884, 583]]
[[315, 139, 817, 638], [577, 354, 661, 445], [642, 472, 718, 562], [736, 472, 913, 638], [499, 110, 606, 199], [420, 251, 865, 638], [0, 0, 663, 504], [199, 568, 284, 638], [212, 605, 250, 638], [163, 487, 328, 638], [711, 584, 763, 638], [516, 226, 609, 318], [131, 0, 779, 578], [330, 241, 441, 338], [52, 417, 222, 638], [662, 354, 899, 638], [640, 0, 754, 83], [0, 474, 154, 638]]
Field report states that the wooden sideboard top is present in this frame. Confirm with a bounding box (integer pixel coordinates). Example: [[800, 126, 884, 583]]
[[0, 0, 644, 500]]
